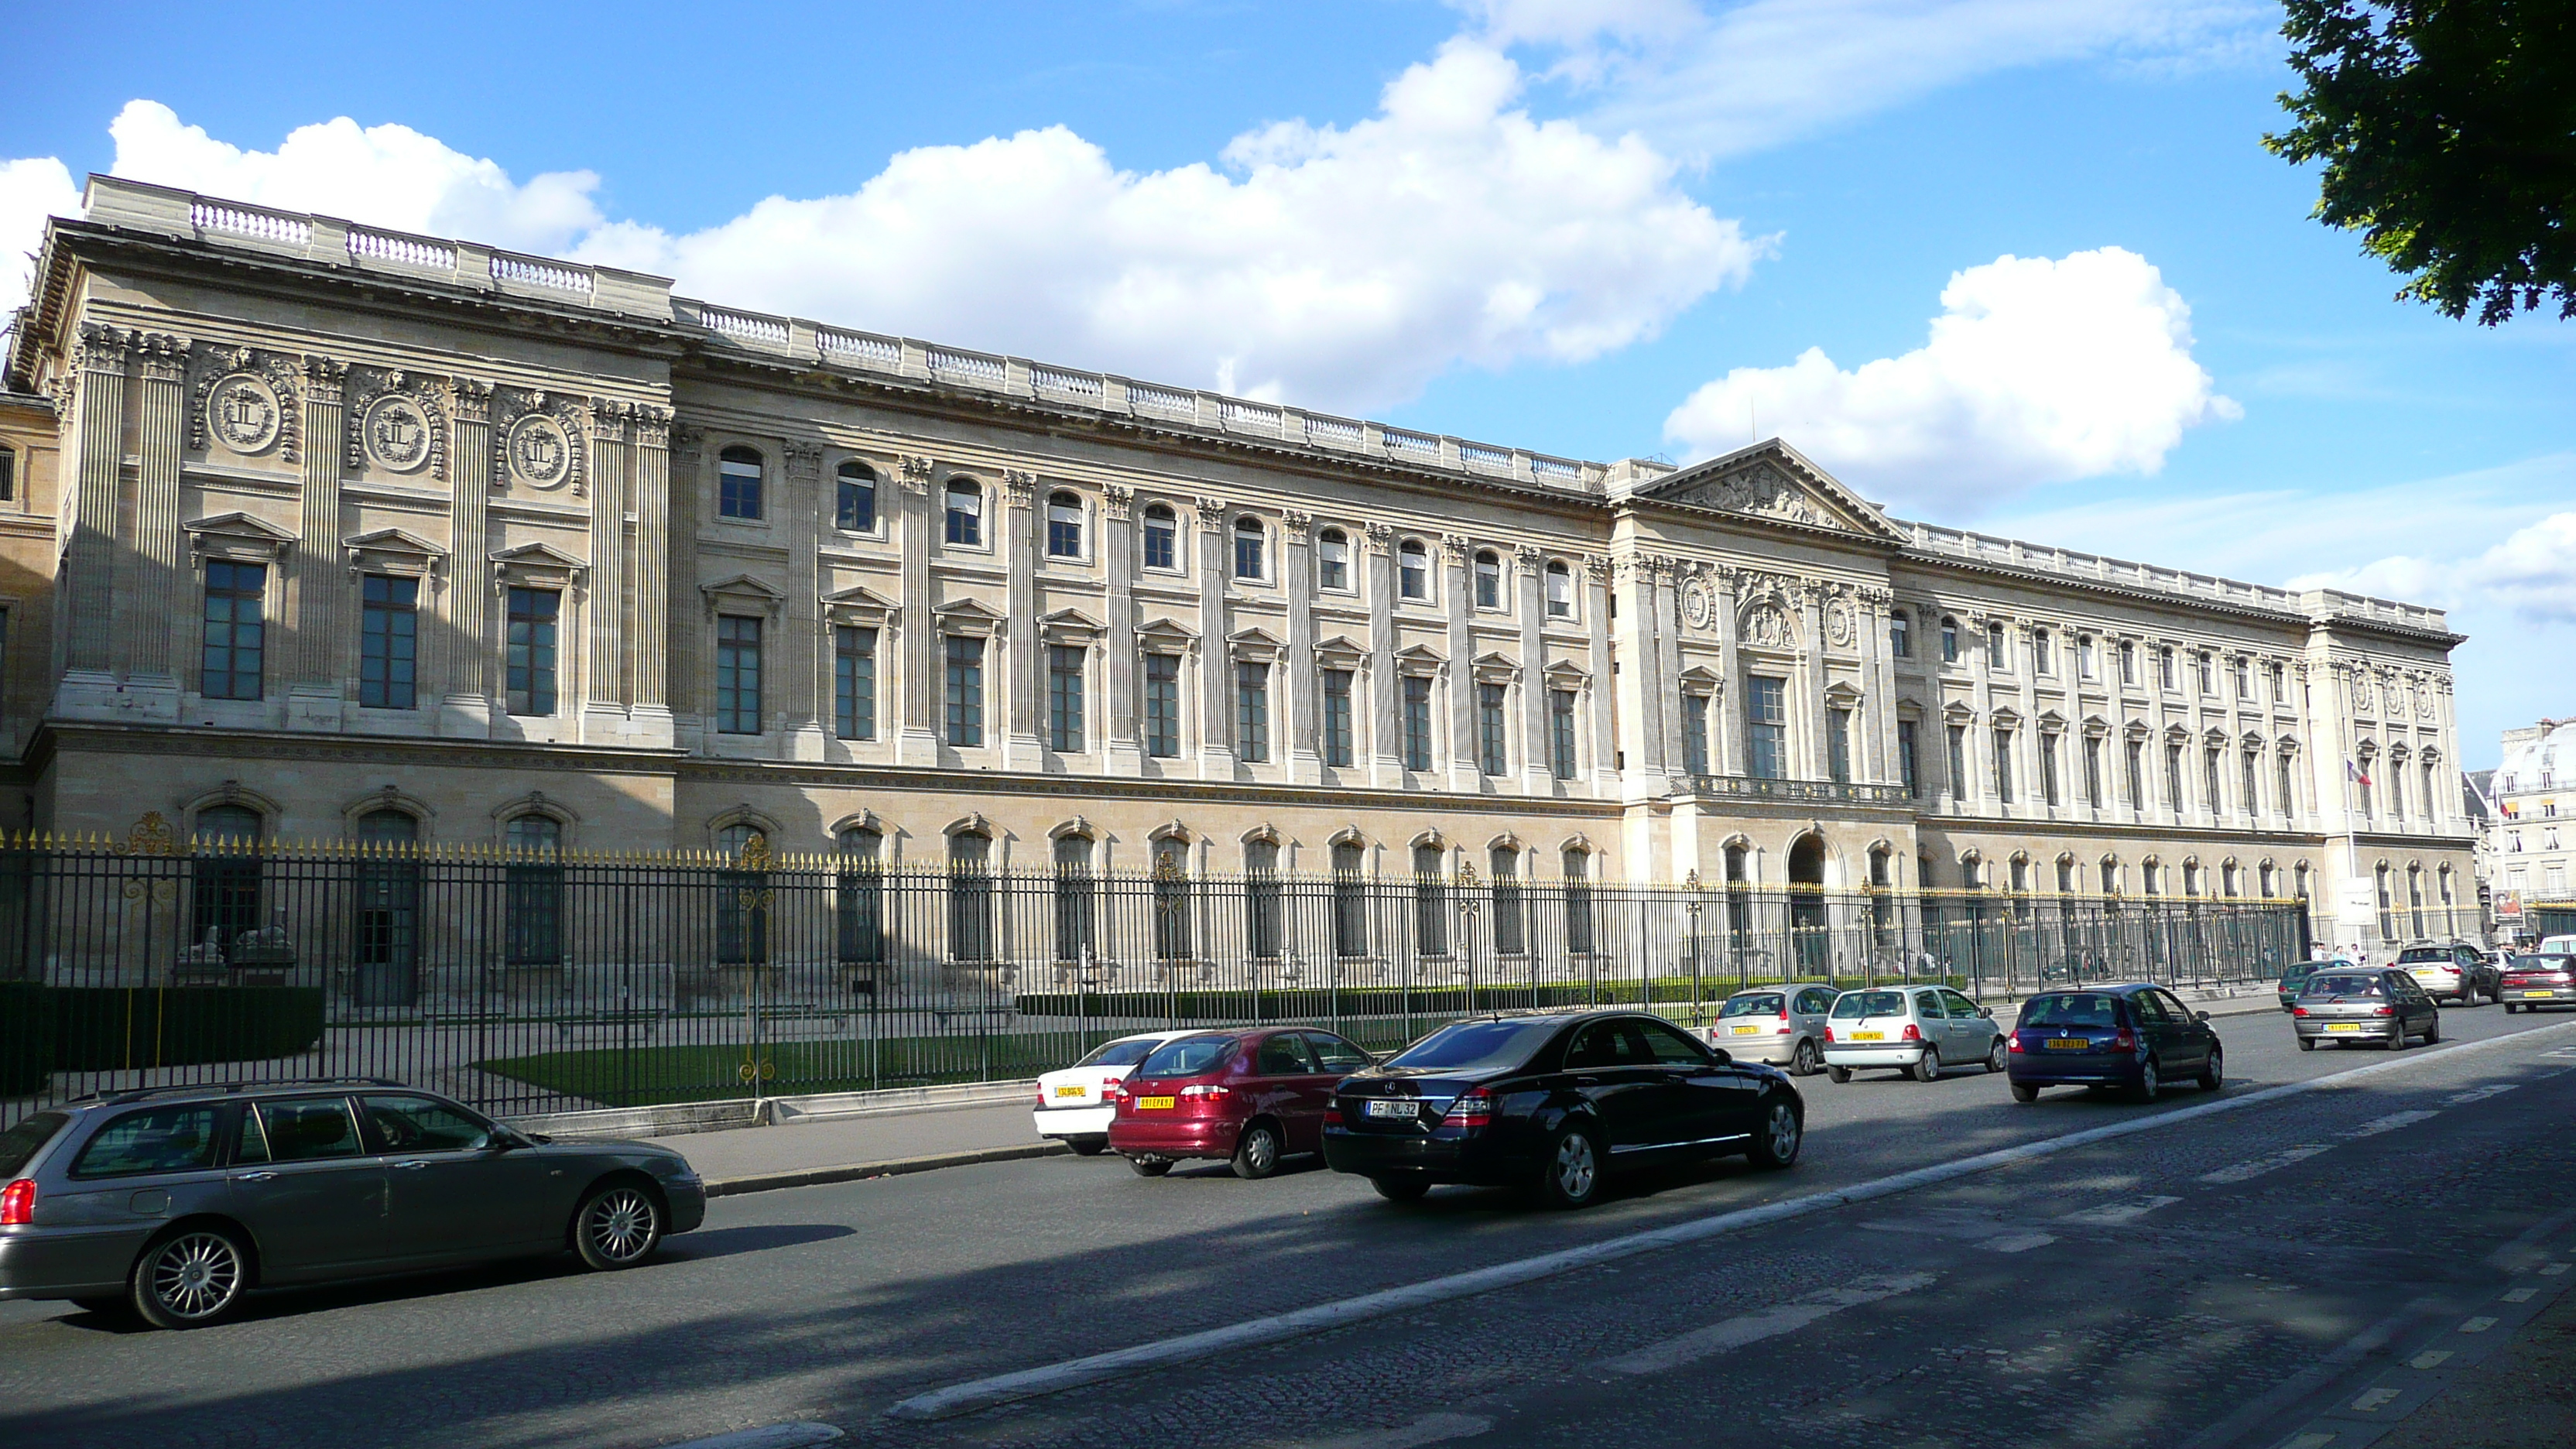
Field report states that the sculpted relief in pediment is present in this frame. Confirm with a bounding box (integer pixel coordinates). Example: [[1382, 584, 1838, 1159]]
[[1668, 463, 1841, 530]]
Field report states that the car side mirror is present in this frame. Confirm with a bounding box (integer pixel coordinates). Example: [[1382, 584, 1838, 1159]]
[[1707, 1047, 1733, 1066], [1977, 1007, 1993, 1019], [2195, 1011, 2211, 1022], [485, 1127, 530, 1151]]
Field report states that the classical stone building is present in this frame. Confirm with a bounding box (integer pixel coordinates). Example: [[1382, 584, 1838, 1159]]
[[2480, 718, 2576, 937], [0, 177, 2478, 950]]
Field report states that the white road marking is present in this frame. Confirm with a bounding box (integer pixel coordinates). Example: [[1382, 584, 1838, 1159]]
[[1601, 1273, 1938, 1375], [2060, 1195, 2183, 1226], [2505, 1287, 2539, 1303], [2444, 1084, 2517, 1105], [2543, 1263, 2571, 1277], [2458, 1316, 2497, 1333], [1979, 1232, 2057, 1253], [2199, 1146, 2331, 1184], [1275, 1413, 1495, 1449], [2275, 1434, 2337, 1449], [2406, 1350, 2452, 1370], [2345, 1111, 2441, 1138], [886, 1018, 2576, 1421], [2348, 1388, 2400, 1413], [662, 1426, 843, 1449]]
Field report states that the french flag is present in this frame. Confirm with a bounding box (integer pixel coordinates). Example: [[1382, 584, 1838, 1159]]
[[2346, 758, 2372, 786]]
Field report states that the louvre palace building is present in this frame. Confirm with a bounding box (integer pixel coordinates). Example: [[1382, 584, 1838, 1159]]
[[0, 177, 2480, 951]]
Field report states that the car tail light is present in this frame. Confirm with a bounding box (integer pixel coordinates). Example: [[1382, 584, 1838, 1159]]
[[2007, 1035, 2023, 1053], [1444, 1088, 1495, 1131], [2373, 1005, 2394, 1017], [2113, 1029, 2136, 1053], [1036, 1083, 1050, 1106], [1103, 1080, 1129, 1102], [1777, 1007, 1790, 1020], [1180, 1083, 1230, 1100], [1324, 1101, 1345, 1127], [1900, 1023, 1921, 1043], [2292, 1006, 2308, 1017], [0, 1179, 32, 1226], [1824, 1026, 1835, 1043]]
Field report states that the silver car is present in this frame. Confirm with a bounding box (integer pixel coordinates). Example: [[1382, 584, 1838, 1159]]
[[0, 1080, 706, 1328], [1823, 985, 2006, 1082], [1701, 985, 1838, 1075], [2292, 968, 2441, 1051]]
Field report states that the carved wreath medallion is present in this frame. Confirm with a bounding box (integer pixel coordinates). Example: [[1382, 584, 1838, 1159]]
[[363, 394, 434, 472], [1828, 601, 1855, 648], [1680, 577, 1715, 630], [507, 413, 574, 488], [206, 374, 281, 454]]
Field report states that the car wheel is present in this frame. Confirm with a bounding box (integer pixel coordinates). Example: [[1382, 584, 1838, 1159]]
[[1371, 1175, 1430, 1203], [2197, 1046, 2224, 1092], [572, 1180, 663, 1271], [2297, 1036, 2316, 1052], [1067, 1135, 1108, 1157], [1985, 1037, 2008, 1074], [1746, 1094, 1804, 1169], [1913, 1047, 1942, 1083], [1231, 1120, 1283, 1180], [1126, 1155, 1173, 1177], [2132, 1057, 2161, 1105], [130, 1225, 249, 1330], [2424, 1015, 2440, 1045], [2010, 1083, 2040, 1103], [1537, 1125, 1603, 1209], [1827, 1064, 1852, 1084], [2386, 1024, 2406, 1050], [1792, 1039, 1821, 1077]]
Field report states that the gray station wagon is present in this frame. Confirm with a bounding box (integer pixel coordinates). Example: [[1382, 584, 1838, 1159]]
[[0, 1080, 704, 1328]]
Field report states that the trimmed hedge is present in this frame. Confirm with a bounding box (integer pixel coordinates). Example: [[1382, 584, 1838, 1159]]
[[49, 986, 325, 1071], [0, 981, 51, 1095], [1013, 981, 1683, 1019]]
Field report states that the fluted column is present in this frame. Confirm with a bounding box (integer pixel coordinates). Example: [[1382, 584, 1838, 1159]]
[[1194, 497, 1235, 779], [783, 442, 826, 760], [1795, 584, 1826, 780], [582, 404, 632, 743], [1583, 555, 1615, 795], [1653, 559, 1687, 790], [1443, 534, 1479, 793], [59, 324, 131, 696], [128, 334, 188, 714], [896, 456, 940, 763], [284, 356, 348, 731], [1102, 485, 1140, 776], [1612, 555, 1664, 794], [440, 380, 496, 736], [1283, 510, 1319, 784], [1516, 546, 1550, 794], [1866, 589, 1899, 784], [629, 406, 673, 745], [1367, 524, 1400, 788], [1713, 567, 1742, 778], [1003, 471, 1043, 770]]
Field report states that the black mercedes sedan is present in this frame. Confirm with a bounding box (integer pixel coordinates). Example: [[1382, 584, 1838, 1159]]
[[1321, 1009, 1804, 1208]]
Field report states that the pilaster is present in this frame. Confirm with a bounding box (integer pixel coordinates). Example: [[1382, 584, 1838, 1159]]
[[1516, 546, 1550, 795], [1194, 497, 1236, 779], [1367, 523, 1400, 789], [284, 355, 348, 731], [1283, 509, 1320, 784], [1101, 485, 1142, 776], [1002, 470, 1043, 770], [782, 440, 827, 759], [440, 379, 496, 736], [124, 332, 188, 719], [627, 406, 674, 745], [581, 402, 632, 745], [1584, 555, 1616, 795], [1654, 558, 1688, 792], [57, 324, 131, 711], [1443, 533, 1479, 793]]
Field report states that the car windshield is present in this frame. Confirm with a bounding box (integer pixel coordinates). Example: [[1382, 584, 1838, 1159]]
[[0, 1112, 67, 1177], [2508, 955, 2568, 972], [1719, 994, 1785, 1019], [1074, 1037, 1166, 1068], [2396, 947, 2445, 962], [1135, 1036, 1238, 1078], [1385, 1020, 1559, 1073], [1832, 990, 1906, 1019], [2020, 993, 2122, 1028], [2305, 974, 2382, 998]]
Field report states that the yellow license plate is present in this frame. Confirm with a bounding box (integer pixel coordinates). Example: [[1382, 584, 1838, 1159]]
[[1053, 1084, 1086, 1098], [2523, 991, 2554, 999], [2044, 1039, 2090, 1050], [1852, 1031, 1886, 1041], [1730, 1025, 1759, 1035], [1136, 1096, 1176, 1110], [2324, 1023, 2362, 1033]]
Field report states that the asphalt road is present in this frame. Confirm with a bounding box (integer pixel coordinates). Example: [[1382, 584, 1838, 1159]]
[[5, 1005, 2575, 1449]]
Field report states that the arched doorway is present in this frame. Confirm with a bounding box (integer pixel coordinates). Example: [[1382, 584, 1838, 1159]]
[[1786, 833, 1828, 977]]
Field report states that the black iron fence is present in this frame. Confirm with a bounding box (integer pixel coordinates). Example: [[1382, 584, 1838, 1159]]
[[0, 834, 2308, 1125]]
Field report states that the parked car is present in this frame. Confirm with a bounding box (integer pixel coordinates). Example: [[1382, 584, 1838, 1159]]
[[0, 1080, 704, 1329], [1321, 1010, 1803, 1208], [2278, 959, 2343, 1011], [2292, 968, 2440, 1051], [2537, 934, 2576, 958], [1108, 1027, 1377, 1180], [2006, 985, 2224, 1104], [2501, 954, 2576, 1013], [1701, 985, 1838, 1075], [2394, 943, 2499, 1005], [1822, 986, 2006, 1083], [1032, 1031, 1194, 1156]]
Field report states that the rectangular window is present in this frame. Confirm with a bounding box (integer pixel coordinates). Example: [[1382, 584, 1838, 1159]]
[[1403, 676, 1434, 772], [2269, 661, 2287, 701], [2084, 735, 2105, 807], [2235, 658, 2252, 698], [2242, 750, 2259, 816], [1988, 622, 2009, 670], [2032, 632, 2052, 676], [945, 635, 985, 747], [2078, 635, 2096, 679], [834, 627, 876, 740], [719, 458, 762, 519], [2278, 753, 2297, 817], [2160, 648, 2176, 691], [2197, 653, 2215, 694], [1993, 728, 2015, 804], [1144, 653, 1181, 759], [715, 615, 762, 734], [2126, 738, 2146, 808], [1321, 668, 1355, 767], [358, 574, 416, 710], [1143, 511, 1177, 570], [2204, 746, 2224, 814], [1828, 707, 1852, 784], [2165, 741, 2186, 810], [504, 586, 557, 717], [945, 486, 981, 546], [200, 561, 267, 701], [1747, 675, 1787, 781], [1898, 719, 1920, 798], [1478, 682, 1508, 776], [1947, 724, 1969, 803], [835, 471, 876, 533], [1235, 662, 1269, 763], [1683, 693, 1711, 777], [1048, 645, 1085, 753], [2041, 733, 2061, 807], [1550, 688, 1577, 780], [2120, 640, 2136, 686], [0, 446, 13, 501]]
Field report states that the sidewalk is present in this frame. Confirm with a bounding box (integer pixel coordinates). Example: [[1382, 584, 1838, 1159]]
[[643, 1100, 1054, 1195]]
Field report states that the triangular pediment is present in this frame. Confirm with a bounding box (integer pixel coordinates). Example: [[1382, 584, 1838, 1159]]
[[185, 511, 299, 543], [492, 541, 589, 569], [929, 597, 1005, 621], [1632, 440, 1903, 541], [823, 582, 901, 611], [343, 526, 447, 557], [701, 572, 787, 601]]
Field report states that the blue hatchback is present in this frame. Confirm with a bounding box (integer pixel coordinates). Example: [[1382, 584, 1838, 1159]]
[[2006, 984, 2223, 1104]]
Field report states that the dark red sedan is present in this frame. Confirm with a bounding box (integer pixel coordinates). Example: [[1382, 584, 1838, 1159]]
[[1105, 1027, 1376, 1179]]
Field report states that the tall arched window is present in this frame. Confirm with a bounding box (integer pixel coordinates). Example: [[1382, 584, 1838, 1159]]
[[944, 479, 982, 546], [715, 824, 770, 966], [191, 804, 265, 960], [1939, 616, 1959, 663], [503, 814, 564, 967], [2100, 858, 2121, 896], [1545, 560, 1574, 618], [1245, 838, 1282, 958], [1152, 836, 1193, 961], [1562, 844, 1595, 955], [1331, 840, 1368, 960], [1473, 550, 1502, 610], [1053, 833, 1096, 962], [950, 830, 995, 961], [718, 446, 765, 519], [1143, 504, 1178, 570], [835, 460, 877, 532], [1399, 540, 1430, 601], [1490, 844, 1524, 954], [1233, 516, 1265, 580], [354, 808, 421, 1006], [1413, 844, 1449, 956], [1046, 491, 1084, 559], [1317, 528, 1351, 591], [838, 826, 886, 968]]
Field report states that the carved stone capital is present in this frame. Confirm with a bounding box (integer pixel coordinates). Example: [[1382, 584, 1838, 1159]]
[[1280, 509, 1314, 539], [138, 332, 190, 382], [1002, 469, 1038, 505], [1440, 533, 1472, 563], [303, 355, 348, 405], [451, 376, 494, 423], [1582, 553, 1611, 581], [1514, 543, 1543, 566], [77, 323, 134, 372], [784, 440, 824, 480], [1102, 483, 1134, 521], [897, 454, 934, 492], [1363, 521, 1394, 554], [1193, 495, 1228, 533]]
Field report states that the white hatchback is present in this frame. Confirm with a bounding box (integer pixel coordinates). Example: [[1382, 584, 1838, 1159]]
[[1822, 985, 2006, 1083], [1033, 1033, 1192, 1155]]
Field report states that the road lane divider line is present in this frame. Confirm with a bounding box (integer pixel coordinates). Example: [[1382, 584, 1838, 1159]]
[[659, 1425, 844, 1449], [2060, 1195, 2183, 1226], [1978, 1232, 2057, 1253], [1275, 1413, 1496, 1449], [1600, 1273, 1938, 1375], [886, 1017, 2576, 1423], [2505, 1287, 2538, 1303], [2344, 1111, 2441, 1138], [2199, 1146, 2332, 1184], [2444, 1084, 2517, 1105]]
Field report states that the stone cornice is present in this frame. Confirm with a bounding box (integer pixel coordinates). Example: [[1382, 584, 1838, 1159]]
[[1895, 547, 2466, 649]]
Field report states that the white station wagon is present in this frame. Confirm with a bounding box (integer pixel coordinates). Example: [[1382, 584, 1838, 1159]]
[[1032, 1032, 1193, 1156], [1823, 986, 2006, 1082]]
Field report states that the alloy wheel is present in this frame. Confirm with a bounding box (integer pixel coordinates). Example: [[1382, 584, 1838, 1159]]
[[1793, 1039, 1820, 1076], [1763, 1101, 1801, 1163], [582, 1187, 659, 1265], [144, 1231, 244, 1324], [1553, 1131, 1598, 1202], [2136, 1058, 2160, 1103]]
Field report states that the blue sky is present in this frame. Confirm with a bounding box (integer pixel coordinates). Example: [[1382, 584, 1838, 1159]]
[[3, 1, 2568, 765]]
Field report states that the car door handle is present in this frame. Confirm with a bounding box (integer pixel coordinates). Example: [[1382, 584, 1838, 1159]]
[[233, 1171, 278, 1183], [392, 1160, 430, 1171]]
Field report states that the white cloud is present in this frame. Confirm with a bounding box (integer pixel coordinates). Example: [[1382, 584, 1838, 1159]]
[[1663, 247, 2238, 511], [2291, 509, 2576, 627], [0, 155, 82, 324]]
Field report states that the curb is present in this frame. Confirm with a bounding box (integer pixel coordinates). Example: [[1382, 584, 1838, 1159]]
[[704, 1141, 1069, 1197]]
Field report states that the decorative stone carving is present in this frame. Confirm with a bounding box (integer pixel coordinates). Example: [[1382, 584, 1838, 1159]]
[[206, 372, 283, 454], [1281, 509, 1313, 539], [505, 413, 574, 488], [1680, 575, 1716, 631], [1827, 598, 1856, 648], [139, 333, 190, 382], [451, 376, 493, 423], [1002, 470, 1038, 505], [1363, 521, 1393, 553], [361, 392, 436, 473], [1669, 461, 1836, 529], [492, 389, 585, 495], [1102, 483, 1134, 521], [1741, 599, 1797, 650], [1193, 495, 1227, 533], [897, 454, 934, 491]]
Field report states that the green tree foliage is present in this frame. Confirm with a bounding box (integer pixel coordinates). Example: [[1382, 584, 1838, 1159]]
[[2266, 1, 2575, 324]]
